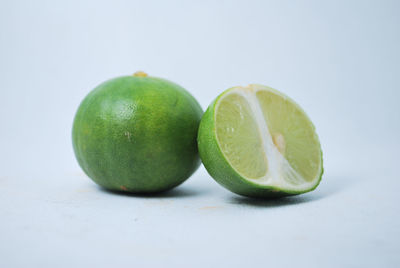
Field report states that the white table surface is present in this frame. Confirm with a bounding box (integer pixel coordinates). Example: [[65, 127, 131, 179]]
[[1, 141, 399, 267], [1, 1, 399, 267]]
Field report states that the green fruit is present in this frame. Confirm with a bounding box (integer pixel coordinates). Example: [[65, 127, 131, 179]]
[[198, 84, 323, 198], [72, 72, 203, 193]]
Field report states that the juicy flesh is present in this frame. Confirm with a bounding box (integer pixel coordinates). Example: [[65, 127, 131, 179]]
[[216, 94, 267, 179], [215, 86, 321, 188]]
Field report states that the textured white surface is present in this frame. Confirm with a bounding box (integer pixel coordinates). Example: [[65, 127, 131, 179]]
[[1, 0, 399, 267], [1, 165, 399, 268]]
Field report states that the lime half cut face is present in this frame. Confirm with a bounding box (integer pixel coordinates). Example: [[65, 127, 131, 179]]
[[210, 84, 323, 195]]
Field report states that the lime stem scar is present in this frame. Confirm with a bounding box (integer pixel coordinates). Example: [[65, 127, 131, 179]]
[[133, 71, 148, 77]]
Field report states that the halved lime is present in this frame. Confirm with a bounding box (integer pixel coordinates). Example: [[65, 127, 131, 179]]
[[198, 84, 323, 198]]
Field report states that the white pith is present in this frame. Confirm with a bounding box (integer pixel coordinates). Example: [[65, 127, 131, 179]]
[[215, 85, 321, 191]]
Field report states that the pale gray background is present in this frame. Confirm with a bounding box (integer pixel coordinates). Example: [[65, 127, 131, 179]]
[[0, 0, 399, 267]]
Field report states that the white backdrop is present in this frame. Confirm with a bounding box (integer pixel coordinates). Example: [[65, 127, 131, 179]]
[[1, 0, 399, 267]]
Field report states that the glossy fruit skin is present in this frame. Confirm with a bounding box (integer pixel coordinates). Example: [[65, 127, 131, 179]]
[[197, 90, 323, 199], [72, 76, 203, 193]]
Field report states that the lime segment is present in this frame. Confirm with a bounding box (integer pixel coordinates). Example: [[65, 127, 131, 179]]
[[256, 88, 321, 182], [216, 93, 268, 179]]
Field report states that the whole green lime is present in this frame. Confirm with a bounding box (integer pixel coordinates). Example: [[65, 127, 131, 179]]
[[72, 72, 203, 193]]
